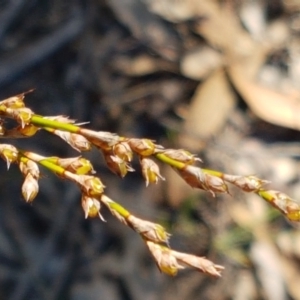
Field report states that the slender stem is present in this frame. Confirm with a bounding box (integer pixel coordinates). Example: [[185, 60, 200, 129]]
[[257, 189, 271, 202], [21, 150, 65, 176], [30, 115, 80, 133], [202, 169, 224, 177], [37, 159, 65, 176], [155, 153, 225, 179], [101, 195, 130, 218], [18, 155, 29, 164], [155, 153, 185, 169]]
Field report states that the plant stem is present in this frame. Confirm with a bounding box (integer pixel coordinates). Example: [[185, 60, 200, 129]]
[[155, 153, 185, 169], [21, 150, 65, 176], [30, 115, 80, 133]]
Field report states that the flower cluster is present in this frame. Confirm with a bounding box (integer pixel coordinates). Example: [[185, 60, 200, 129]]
[[0, 91, 300, 279]]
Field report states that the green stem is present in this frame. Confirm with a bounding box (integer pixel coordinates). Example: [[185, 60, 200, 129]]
[[37, 159, 65, 176], [21, 150, 65, 176], [18, 155, 29, 164], [155, 153, 224, 179], [102, 195, 130, 218], [30, 115, 80, 133], [202, 169, 224, 178], [155, 153, 185, 169], [256, 189, 272, 202]]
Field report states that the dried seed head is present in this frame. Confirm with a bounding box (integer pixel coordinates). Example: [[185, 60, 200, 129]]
[[0, 144, 18, 169], [178, 165, 205, 187], [128, 138, 156, 156], [79, 129, 120, 151], [73, 157, 95, 175], [72, 175, 105, 197], [286, 201, 300, 221], [172, 251, 224, 277], [146, 241, 224, 277], [140, 157, 165, 186], [57, 157, 95, 175], [82, 176, 105, 197], [9, 107, 34, 128], [178, 165, 228, 196], [127, 215, 170, 243], [81, 194, 105, 220], [146, 241, 183, 276], [19, 159, 40, 178], [0, 93, 25, 109], [22, 173, 39, 202], [204, 173, 229, 195], [53, 130, 91, 152], [17, 124, 39, 137], [259, 190, 300, 221], [162, 149, 202, 165], [0, 119, 5, 136], [113, 142, 133, 162], [223, 174, 269, 192], [103, 151, 134, 177]]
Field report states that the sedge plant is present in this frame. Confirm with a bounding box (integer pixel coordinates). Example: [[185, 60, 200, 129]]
[[0, 91, 299, 278]]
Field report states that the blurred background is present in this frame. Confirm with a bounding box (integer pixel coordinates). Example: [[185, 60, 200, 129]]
[[1, 0, 300, 299]]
